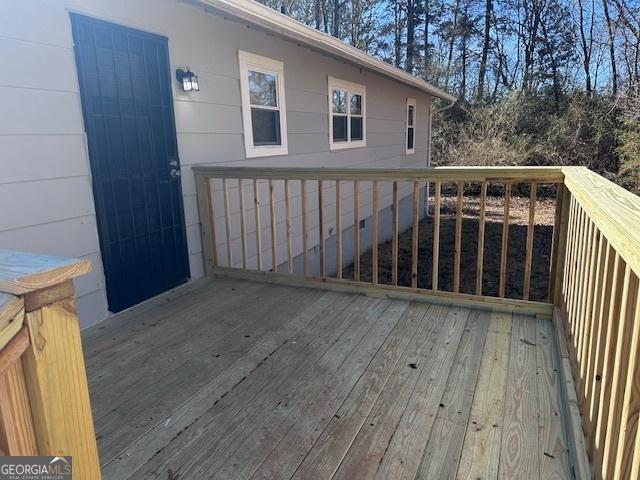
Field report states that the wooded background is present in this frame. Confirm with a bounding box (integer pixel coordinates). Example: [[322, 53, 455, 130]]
[[259, 0, 640, 193]]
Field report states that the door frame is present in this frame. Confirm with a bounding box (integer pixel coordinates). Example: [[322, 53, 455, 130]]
[[70, 12, 191, 312]]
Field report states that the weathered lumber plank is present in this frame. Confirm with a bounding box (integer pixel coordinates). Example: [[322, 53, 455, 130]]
[[456, 312, 512, 480], [498, 314, 540, 478], [414, 311, 489, 479]]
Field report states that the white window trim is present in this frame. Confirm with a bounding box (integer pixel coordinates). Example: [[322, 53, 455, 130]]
[[238, 51, 288, 158], [328, 76, 366, 150], [406, 97, 416, 155]]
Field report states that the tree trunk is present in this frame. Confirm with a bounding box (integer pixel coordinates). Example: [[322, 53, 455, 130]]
[[406, 0, 416, 73], [395, 1, 403, 67], [602, 0, 618, 95], [332, 0, 340, 37], [578, 0, 593, 94], [424, 0, 430, 75], [477, 0, 492, 100], [446, 0, 460, 88], [315, 0, 321, 29]]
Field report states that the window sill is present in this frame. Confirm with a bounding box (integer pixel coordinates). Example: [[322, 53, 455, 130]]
[[245, 145, 288, 158], [329, 140, 366, 151], [405, 149, 415, 155]]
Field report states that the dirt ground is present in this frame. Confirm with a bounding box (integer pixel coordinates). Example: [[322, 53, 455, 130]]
[[344, 194, 557, 302]]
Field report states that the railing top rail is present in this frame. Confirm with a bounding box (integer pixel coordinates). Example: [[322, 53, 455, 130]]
[[192, 166, 565, 183], [562, 166, 640, 276]]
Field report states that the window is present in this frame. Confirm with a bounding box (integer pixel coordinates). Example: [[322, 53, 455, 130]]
[[328, 77, 366, 149], [239, 51, 288, 158], [406, 98, 416, 154]]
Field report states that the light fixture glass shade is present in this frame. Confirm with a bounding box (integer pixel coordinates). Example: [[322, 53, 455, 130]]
[[177, 68, 199, 92], [190, 73, 199, 91], [182, 75, 193, 92]]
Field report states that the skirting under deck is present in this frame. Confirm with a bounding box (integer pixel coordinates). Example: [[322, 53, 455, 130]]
[[82, 277, 573, 479]]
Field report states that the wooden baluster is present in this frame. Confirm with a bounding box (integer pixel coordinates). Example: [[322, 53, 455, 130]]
[[577, 219, 596, 355], [577, 227, 599, 399], [411, 181, 420, 288], [613, 282, 640, 478], [238, 179, 248, 270], [567, 208, 586, 340], [284, 179, 293, 274], [222, 178, 233, 268], [318, 180, 325, 278], [432, 180, 441, 291], [194, 175, 218, 274], [602, 267, 638, 479], [587, 241, 615, 456], [570, 212, 589, 346], [561, 199, 578, 311], [392, 181, 399, 286], [581, 231, 605, 435], [476, 181, 487, 296], [523, 182, 536, 300], [549, 185, 569, 304], [268, 179, 277, 272], [372, 181, 379, 285], [453, 181, 463, 293], [499, 182, 512, 298], [593, 253, 625, 478], [301, 180, 308, 275], [336, 180, 342, 279], [253, 179, 262, 271], [353, 180, 360, 282]]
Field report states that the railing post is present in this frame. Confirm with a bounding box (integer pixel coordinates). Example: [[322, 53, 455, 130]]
[[550, 183, 570, 306], [0, 250, 101, 479]]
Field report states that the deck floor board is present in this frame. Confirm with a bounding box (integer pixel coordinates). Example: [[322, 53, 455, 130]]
[[82, 277, 573, 480]]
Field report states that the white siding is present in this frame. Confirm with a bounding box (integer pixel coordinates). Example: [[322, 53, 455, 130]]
[[0, 0, 433, 328]]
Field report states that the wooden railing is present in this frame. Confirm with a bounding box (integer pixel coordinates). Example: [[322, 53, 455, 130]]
[[194, 166, 565, 316], [0, 251, 101, 479], [554, 167, 640, 480], [194, 164, 640, 477]]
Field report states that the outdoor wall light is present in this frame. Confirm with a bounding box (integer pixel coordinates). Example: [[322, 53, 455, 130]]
[[176, 68, 199, 92]]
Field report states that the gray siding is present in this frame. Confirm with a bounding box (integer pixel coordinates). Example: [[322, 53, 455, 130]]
[[0, 0, 432, 327]]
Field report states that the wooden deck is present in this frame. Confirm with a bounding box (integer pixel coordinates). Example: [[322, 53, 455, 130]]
[[82, 277, 573, 479]]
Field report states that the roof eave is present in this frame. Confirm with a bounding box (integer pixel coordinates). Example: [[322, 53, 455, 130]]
[[195, 0, 457, 102]]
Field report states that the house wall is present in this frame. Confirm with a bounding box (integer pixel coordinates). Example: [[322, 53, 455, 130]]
[[0, 0, 432, 328]]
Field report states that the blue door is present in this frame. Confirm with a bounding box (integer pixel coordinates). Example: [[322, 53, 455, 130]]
[[71, 14, 189, 312]]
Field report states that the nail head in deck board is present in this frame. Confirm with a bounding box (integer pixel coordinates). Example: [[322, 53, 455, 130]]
[[456, 312, 512, 480], [0, 250, 91, 295], [499, 314, 540, 478]]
